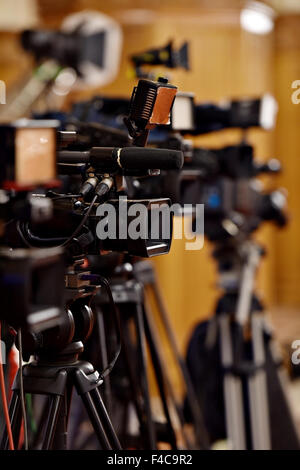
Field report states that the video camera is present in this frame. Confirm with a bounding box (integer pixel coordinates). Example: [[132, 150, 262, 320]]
[[17, 78, 183, 260], [0, 11, 123, 122], [168, 92, 278, 134], [185, 143, 286, 241], [21, 10, 123, 89], [130, 41, 189, 79], [0, 120, 66, 332]]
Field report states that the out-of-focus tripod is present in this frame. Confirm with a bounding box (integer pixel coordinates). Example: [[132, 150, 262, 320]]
[[133, 259, 208, 449], [204, 239, 300, 450]]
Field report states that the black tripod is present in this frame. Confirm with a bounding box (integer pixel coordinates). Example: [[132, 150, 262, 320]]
[[133, 259, 208, 449], [90, 258, 208, 450], [0, 283, 122, 450]]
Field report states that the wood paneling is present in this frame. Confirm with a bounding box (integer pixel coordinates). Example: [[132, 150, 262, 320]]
[[274, 15, 300, 305], [0, 32, 32, 89], [0, 1, 279, 373]]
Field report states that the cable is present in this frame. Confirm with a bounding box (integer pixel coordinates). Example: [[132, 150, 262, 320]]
[[16, 221, 32, 248], [62, 194, 98, 247], [4, 218, 15, 227], [19, 194, 99, 249], [18, 177, 113, 249], [16, 198, 97, 249], [17, 330, 28, 450], [61, 178, 113, 248], [0, 322, 14, 450], [50, 194, 81, 201], [97, 276, 122, 379], [20, 223, 68, 246], [79, 274, 121, 379]]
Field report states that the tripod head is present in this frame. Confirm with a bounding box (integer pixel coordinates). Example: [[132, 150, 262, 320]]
[[19, 262, 99, 361], [211, 239, 265, 293]]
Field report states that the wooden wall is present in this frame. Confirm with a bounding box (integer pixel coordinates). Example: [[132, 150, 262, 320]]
[[0, 1, 280, 364], [274, 15, 300, 306]]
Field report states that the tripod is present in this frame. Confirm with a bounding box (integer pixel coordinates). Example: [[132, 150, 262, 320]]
[[0, 285, 121, 450], [91, 258, 208, 450], [205, 239, 300, 450], [133, 259, 209, 449]]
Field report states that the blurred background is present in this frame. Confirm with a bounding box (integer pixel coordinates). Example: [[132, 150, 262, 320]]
[[1, 0, 300, 412]]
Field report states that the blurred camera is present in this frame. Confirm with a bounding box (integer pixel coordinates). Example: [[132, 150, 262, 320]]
[[0, 119, 58, 190]]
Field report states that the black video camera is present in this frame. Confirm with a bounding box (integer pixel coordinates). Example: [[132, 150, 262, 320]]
[[168, 92, 278, 134], [0, 120, 67, 332], [130, 40, 189, 79], [18, 78, 183, 260]]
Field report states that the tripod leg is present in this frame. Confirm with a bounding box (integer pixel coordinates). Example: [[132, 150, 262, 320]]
[[95, 306, 113, 414], [121, 400, 129, 441], [133, 302, 157, 450], [219, 314, 247, 450], [247, 314, 271, 450], [143, 306, 178, 449], [149, 280, 209, 448], [0, 391, 22, 450], [80, 389, 112, 450], [41, 395, 64, 450], [248, 372, 270, 449], [31, 397, 52, 449], [144, 296, 206, 449], [223, 372, 246, 449], [119, 312, 152, 447], [90, 387, 122, 449], [67, 393, 87, 449]]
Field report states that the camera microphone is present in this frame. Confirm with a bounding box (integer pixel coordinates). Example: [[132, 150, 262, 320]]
[[58, 147, 183, 172], [90, 147, 183, 171]]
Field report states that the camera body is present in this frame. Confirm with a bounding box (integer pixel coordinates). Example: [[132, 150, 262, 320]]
[[170, 93, 278, 134], [0, 120, 58, 190], [0, 247, 65, 332]]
